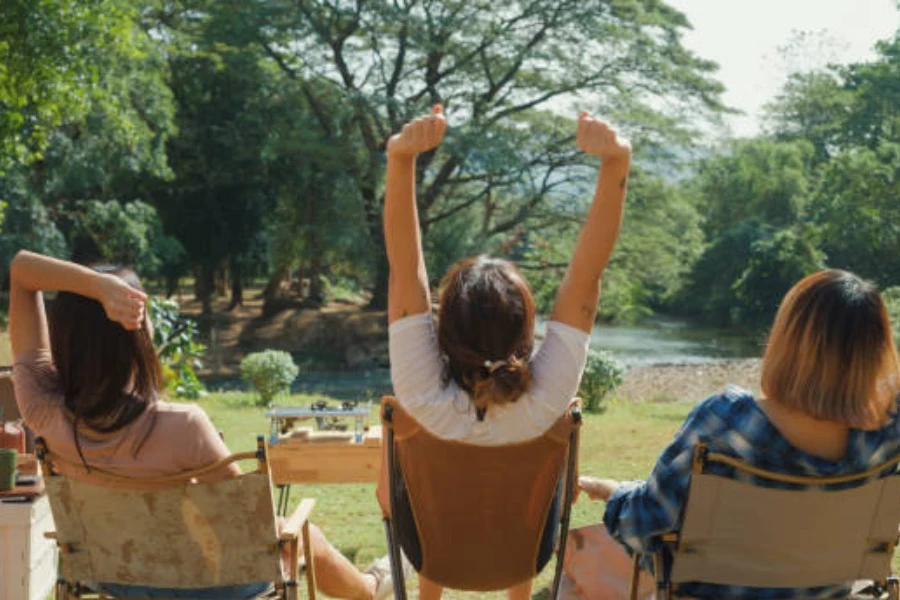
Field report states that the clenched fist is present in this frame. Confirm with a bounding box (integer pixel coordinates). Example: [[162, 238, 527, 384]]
[[387, 105, 447, 157], [576, 113, 631, 162], [99, 274, 147, 331]]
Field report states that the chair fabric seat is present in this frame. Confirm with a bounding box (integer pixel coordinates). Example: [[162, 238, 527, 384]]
[[378, 396, 581, 595], [46, 473, 283, 588], [671, 471, 900, 588]]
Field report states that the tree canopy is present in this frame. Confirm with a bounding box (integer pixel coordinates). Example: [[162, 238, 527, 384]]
[[2, 1, 899, 337]]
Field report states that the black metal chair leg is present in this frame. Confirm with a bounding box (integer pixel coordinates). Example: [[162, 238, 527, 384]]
[[551, 425, 580, 599], [384, 417, 408, 600]]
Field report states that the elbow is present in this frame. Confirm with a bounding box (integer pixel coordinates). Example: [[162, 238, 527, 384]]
[[9, 250, 30, 282]]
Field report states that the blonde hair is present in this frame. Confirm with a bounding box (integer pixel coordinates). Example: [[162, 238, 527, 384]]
[[761, 270, 900, 429]]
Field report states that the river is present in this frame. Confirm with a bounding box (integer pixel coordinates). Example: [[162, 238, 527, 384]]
[[285, 317, 763, 399], [584, 317, 763, 367]]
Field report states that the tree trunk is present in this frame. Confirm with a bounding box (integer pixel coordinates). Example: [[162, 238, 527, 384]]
[[364, 187, 389, 310], [295, 258, 307, 299], [306, 229, 324, 307], [262, 264, 290, 317], [215, 265, 228, 297], [164, 275, 179, 299], [368, 254, 389, 310], [196, 263, 216, 319], [227, 256, 243, 311]]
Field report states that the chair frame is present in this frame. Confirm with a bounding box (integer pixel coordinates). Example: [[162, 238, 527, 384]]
[[381, 400, 582, 600], [629, 442, 900, 600], [36, 435, 317, 600]]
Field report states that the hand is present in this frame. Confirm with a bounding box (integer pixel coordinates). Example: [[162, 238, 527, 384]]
[[98, 274, 147, 331], [576, 113, 631, 162], [387, 104, 447, 157], [578, 476, 621, 502]]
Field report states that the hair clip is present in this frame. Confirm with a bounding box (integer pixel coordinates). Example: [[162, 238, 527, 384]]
[[484, 359, 508, 373]]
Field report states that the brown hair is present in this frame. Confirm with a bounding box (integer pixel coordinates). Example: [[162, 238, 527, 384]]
[[48, 266, 162, 462], [761, 269, 900, 429], [437, 256, 536, 417]]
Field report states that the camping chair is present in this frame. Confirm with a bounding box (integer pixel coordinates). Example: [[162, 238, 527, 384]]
[[377, 396, 582, 599], [36, 436, 317, 600], [629, 441, 900, 600]]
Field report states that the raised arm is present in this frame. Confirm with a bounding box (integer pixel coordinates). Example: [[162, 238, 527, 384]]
[[384, 105, 447, 325], [9, 251, 147, 359], [550, 113, 632, 333]]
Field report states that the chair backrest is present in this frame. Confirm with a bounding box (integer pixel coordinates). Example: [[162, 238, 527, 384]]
[[670, 446, 900, 589], [40, 441, 283, 589], [377, 396, 580, 591]]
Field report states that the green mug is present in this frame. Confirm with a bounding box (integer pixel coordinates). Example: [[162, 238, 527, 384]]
[[0, 448, 17, 492]]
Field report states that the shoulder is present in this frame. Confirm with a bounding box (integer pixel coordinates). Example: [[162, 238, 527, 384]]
[[530, 320, 590, 371], [682, 386, 759, 437], [151, 401, 217, 433], [541, 321, 591, 349], [389, 312, 434, 336]]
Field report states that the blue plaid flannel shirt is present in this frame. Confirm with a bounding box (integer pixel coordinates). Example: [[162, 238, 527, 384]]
[[603, 386, 900, 599]]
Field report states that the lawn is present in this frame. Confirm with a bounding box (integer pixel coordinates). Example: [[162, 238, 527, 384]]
[[195, 392, 692, 599]]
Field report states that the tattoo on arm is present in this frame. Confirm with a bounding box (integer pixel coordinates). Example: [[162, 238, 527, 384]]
[[619, 176, 628, 191], [580, 305, 594, 319]]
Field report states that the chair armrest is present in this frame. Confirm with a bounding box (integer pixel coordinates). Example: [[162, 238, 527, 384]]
[[280, 498, 316, 541]]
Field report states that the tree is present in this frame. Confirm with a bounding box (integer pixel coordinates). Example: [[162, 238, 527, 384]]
[[694, 138, 815, 240], [75, 200, 185, 280], [766, 34, 900, 158], [520, 168, 704, 322], [152, 8, 276, 315], [840, 34, 900, 149], [765, 71, 854, 165], [809, 142, 900, 286], [732, 227, 825, 326], [0, 0, 172, 170], [680, 138, 820, 326], [260, 0, 725, 307]]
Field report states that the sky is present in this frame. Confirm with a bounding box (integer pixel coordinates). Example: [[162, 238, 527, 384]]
[[667, 0, 900, 137]]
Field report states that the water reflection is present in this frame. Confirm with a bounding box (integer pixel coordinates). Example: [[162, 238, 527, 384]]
[[554, 317, 763, 368]]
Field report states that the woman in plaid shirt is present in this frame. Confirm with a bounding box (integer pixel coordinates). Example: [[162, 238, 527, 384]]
[[581, 270, 900, 599]]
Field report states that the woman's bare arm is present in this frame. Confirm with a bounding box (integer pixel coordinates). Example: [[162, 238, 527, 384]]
[[9, 251, 147, 359], [550, 114, 632, 333], [384, 105, 447, 325]]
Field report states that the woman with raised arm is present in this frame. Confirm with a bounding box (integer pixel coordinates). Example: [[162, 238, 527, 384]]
[[580, 270, 900, 599], [9, 252, 398, 599], [384, 105, 631, 599]]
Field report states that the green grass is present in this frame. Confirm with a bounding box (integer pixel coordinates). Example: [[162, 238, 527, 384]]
[[194, 393, 692, 599], [0, 331, 10, 365]]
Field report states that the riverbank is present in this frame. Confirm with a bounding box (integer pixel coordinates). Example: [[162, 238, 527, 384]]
[[616, 358, 761, 403], [176, 294, 764, 403]]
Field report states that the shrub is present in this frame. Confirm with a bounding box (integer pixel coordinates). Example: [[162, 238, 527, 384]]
[[579, 350, 625, 412], [240, 350, 299, 406], [884, 287, 900, 350], [148, 297, 205, 399]]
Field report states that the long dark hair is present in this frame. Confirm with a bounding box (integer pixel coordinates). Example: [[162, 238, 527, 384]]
[[48, 266, 162, 465], [437, 256, 536, 417]]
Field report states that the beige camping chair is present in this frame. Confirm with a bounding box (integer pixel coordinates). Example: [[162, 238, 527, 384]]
[[629, 442, 900, 600], [377, 396, 582, 599], [37, 436, 317, 600]]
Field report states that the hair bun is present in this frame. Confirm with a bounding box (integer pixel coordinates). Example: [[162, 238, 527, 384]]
[[473, 356, 531, 410]]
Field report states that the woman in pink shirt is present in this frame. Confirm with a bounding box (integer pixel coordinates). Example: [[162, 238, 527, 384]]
[[9, 250, 394, 599]]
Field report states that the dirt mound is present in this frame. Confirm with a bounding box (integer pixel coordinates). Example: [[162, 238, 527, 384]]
[[176, 293, 389, 378]]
